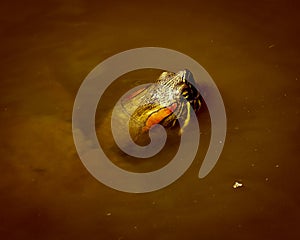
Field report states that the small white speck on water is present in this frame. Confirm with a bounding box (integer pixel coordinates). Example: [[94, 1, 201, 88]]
[[265, 177, 269, 181], [106, 212, 111, 216], [219, 140, 223, 144], [275, 164, 279, 168], [283, 93, 287, 97], [233, 181, 243, 189], [251, 163, 255, 167]]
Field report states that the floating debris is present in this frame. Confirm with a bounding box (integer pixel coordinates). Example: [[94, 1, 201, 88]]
[[275, 164, 279, 168], [268, 44, 275, 48], [106, 212, 112, 216], [233, 181, 243, 189]]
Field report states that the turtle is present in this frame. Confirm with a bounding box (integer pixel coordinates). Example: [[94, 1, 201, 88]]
[[113, 69, 202, 144]]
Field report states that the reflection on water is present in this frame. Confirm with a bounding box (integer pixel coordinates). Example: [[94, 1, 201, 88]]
[[0, 0, 300, 239]]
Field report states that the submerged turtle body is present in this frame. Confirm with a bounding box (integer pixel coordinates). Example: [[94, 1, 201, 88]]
[[113, 69, 202, 143]]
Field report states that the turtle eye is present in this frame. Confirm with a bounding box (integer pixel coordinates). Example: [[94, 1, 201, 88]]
[[182, 90, 189, 98]]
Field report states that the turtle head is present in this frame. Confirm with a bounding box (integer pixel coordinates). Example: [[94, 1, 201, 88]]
[[157, 69, 202, 112]]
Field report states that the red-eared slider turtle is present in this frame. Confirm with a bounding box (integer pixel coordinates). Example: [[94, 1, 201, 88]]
[[113, 69, 202, 144]]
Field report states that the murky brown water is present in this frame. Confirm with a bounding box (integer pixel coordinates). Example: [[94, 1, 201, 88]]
[[1, 0, 300, 239]]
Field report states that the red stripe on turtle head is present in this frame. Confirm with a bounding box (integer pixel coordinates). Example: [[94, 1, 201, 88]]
[[142, 102, 178, 132]]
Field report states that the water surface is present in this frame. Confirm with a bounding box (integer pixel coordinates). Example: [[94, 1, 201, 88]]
[[0, 0, 299, 239]]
